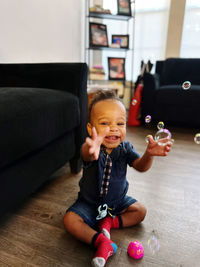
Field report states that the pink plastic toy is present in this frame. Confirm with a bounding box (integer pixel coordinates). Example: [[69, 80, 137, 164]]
[[127, 241, 144, 259]]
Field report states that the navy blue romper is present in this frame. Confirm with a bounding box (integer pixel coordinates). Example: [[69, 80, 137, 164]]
[[67, 141, 140, 228]]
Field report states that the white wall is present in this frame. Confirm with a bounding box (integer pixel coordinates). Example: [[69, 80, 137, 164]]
[[0, 0, 85, 63]]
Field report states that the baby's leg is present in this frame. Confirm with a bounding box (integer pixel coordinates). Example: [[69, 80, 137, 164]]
[[63, 211, 96, 244], [120, 201, 147, 227], [64, 211, 117, 267]]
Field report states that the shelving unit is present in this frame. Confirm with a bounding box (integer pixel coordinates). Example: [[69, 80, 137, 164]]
[[85, 0, 135, 101]]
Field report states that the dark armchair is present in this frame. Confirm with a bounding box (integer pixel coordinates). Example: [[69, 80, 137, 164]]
[[141, 58, 200, 128]]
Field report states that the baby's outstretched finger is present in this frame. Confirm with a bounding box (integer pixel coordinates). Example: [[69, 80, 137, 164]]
[[91, 127, 97, 140], [147, 135, 154, 144], [86, 137, 93, 146]]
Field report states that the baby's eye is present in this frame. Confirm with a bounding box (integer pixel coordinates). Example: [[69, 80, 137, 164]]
[[118, 122, 125, 126], [100, 122, 109, 125]]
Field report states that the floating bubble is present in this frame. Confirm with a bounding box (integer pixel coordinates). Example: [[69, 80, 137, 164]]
[[194, 133, 200, 144], [148, 231, 160, 255], [157, 121, 164, 130], [182, 81, 191, 90], [132, 99, 137, 106], [154, 128, 172, 146], [145, 115, 151, 123], [145, 134, 152, 144]]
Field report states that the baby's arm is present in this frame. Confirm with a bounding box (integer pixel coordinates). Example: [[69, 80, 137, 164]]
[[132, 135, 172, 172], [81, 127, 105, 162]]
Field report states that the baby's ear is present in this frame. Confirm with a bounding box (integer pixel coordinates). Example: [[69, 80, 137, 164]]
[[87, 122, 92, 137]]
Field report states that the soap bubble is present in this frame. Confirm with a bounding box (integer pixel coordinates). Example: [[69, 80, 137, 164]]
[[182, 81, 191, 90], [145, 134, 152, 144], [157, 121, 164, 130], [145, 115, 151, 123], [194, 133, 200, 144], [148, 231, 160, 255], [132, 99, 137, 106], [154, 128, 172, 146]]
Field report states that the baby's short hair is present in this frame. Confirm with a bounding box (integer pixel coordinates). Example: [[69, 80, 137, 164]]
[[88, 90, 122, 121]]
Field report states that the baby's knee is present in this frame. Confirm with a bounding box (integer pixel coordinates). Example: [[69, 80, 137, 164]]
[[63, 211, 75, 230], [132, 202, 147, 222], [63, 211, 83, 231], [138, 204, 147, 222]]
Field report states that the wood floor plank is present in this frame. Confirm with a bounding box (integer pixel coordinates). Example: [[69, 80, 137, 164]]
[[15, 198, 67, 229], [0, 250, 37, 267]]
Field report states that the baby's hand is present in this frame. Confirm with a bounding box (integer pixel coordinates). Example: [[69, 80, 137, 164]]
[[85, 127, 108, 160], [146, 135, 172, 157]]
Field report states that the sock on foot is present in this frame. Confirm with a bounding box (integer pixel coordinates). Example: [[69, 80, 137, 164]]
[[98, 215, 122, 239], [91, 233, 117, 267]]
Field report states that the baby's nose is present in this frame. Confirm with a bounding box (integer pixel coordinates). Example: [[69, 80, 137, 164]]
[[110, 125, 118, 131]]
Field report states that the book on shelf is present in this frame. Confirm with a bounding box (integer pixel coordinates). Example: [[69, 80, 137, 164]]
[[89, 65, 105, 80]]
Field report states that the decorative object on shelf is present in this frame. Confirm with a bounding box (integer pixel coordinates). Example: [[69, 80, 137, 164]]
[[89, 22, 109, 48], [112, 34, 129, 48], [110, 43, 121, 48], [89, 5, 111, 14], [89, 65, 105, 80], [108, 57, 126, 80], [117, 0, 132, 16]]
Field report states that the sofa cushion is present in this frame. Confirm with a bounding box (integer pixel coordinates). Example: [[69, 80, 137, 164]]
[[0, 87, 80, 169], [160, 58, 200, 86], [155, 85, 200, 106]]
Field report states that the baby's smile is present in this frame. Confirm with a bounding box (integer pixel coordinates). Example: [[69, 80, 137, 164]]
[[105, 135, 120, 144]]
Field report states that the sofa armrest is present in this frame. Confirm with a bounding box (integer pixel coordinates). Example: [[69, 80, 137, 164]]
[[141, 73, 159, 122], [64, 63, 88, 172], [154, 73, 160, 89]]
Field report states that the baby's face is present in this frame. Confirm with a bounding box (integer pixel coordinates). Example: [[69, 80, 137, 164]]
[[88, 99, 126, 153]]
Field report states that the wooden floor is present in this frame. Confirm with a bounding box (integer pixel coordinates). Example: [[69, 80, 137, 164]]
[[0, 125, 200, 267]]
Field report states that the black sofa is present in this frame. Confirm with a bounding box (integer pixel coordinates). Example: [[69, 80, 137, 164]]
[[0, 62, 88, 217], [141, 58, 200, 127]]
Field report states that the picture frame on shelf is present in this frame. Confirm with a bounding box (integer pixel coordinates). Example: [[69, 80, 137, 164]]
[[89, 22, 109, 48], [117, 0, 132, 16], [111, 34, 129, 48], [108, 57, 126, 80]]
